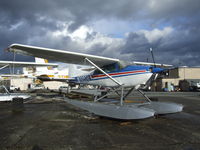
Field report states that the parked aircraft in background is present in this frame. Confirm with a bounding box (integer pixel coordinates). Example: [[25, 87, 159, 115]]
[[24, 57, 70, 81], [7, 44, 183, 119], [0, 60, 58, 78], [25, 57, 93, 82], [0, 60, 58, 101]]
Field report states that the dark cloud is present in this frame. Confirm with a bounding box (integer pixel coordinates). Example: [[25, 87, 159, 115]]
[[0, 0, 200, 67], [116, 22, 200, 66]]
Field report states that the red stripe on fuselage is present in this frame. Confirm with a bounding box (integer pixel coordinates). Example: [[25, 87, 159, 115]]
[[91, 70, 146, 78]]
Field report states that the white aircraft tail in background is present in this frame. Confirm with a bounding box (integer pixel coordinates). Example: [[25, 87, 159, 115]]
[[35, 57, 52, 73], [32, 57, 70, 81], [33, 58, 89, 81]]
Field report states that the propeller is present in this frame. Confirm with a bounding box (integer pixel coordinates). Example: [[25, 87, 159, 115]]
[[141, 48, 168, 90], [150, 48, 156, 68]]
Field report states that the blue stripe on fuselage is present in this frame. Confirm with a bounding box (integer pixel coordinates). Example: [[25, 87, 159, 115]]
[[91, 71, 150, 81]]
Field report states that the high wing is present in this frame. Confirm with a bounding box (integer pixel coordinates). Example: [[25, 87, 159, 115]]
[[0, 60, 58, 67], [7, 44, 119, 67]]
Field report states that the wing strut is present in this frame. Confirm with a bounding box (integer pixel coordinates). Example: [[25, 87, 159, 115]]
[[85, 57, 124, 106], [0, 85, 10, 94], [0, 65, 9, 71], [84, 58, 122, 86]]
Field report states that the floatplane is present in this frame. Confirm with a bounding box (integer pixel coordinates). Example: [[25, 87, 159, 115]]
[[7, 44, 183, 119]]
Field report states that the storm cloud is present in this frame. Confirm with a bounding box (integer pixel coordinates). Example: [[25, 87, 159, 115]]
[[0, 0, 200, 66]]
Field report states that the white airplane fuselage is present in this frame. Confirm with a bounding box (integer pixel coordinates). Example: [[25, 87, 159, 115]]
[[89, 72, 152, 87], [70, 64, 158, 87]]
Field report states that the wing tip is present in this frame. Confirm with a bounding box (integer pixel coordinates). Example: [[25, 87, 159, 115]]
[[6, 43, 20, 52]]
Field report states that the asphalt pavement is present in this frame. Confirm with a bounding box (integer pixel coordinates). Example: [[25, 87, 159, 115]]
[[0, 91, 200, 150]]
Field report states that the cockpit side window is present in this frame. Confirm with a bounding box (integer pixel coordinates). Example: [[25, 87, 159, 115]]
[[93, 63, 119, 75]]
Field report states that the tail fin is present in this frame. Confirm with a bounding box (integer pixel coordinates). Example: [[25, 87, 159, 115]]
[[35, 57, 52, 73], [35, 57, 48, 64]]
